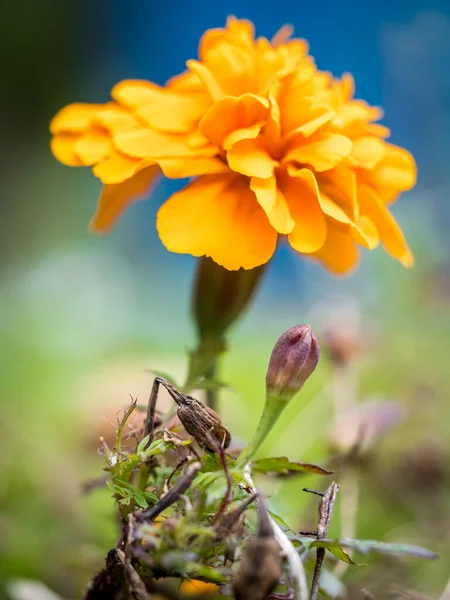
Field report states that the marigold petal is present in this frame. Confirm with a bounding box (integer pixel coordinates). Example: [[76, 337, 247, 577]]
[[74, 132, 112, 165], [351, 215, 380, 250], [50, 134, 83, 166], [157, 157, 229, 179], [319, 166, 358, 221], [95, 104, 139, 132], [284, 133, 352, 172], [223, 125, 262, 150], [310, 221, 359, 275], [156, 173, 277, 270], [371, 144, 417, 203], [351, 136, 386, 169], [113, 128, 217, 159], [250, 175, 294, 234], [287, 165, 352, 224], [179, 580, 219, 595], [112, 79, 211, 133], [92, 151, 146, 184], [50, 103, 99, 134], [227, 137, 277, 178], [199, 94, 268, 147], [358, 184, 413, 266], [278, 169, 327, 253], [90, 166, 159, 234], [186, 60, 224, 101]]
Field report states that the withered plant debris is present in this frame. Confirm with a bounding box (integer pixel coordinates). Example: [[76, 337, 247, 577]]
[[83, 378, 437, 600]]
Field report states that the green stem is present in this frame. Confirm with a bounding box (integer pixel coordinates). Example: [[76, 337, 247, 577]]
[[204, 357, 218, 412], [237, 393, 288, 467]]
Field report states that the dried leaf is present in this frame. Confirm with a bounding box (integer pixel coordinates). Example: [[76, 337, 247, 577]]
[[252, 456, 333, 477]]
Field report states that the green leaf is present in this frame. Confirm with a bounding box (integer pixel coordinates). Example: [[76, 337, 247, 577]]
[[337, 538, 438, 560], [134, 493, 149, 509], [183, 562, 227, 584], [310, 540, 356, 565], [146, 369, 178, 386], [194, 379, 231, 392], [252, 456, 333, 477], [137, 435, 150, 454], [319, 568, 346, 599], [192, 472, 220, 490], [268, 508, 294, 532]]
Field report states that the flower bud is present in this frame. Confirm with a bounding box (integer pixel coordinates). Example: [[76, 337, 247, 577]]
[[266, 325, 320, 402], [237, 325, 320, 466]]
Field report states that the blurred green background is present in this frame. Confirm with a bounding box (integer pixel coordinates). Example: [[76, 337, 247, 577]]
[[1, 0, 450, 598]]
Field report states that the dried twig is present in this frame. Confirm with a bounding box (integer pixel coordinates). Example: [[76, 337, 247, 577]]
[[243, 465, 309, 600], [116, 548, 151, 600], [144, 377, 163, 445], [141, 461, 201, 521], [310, 482, 340, 600]]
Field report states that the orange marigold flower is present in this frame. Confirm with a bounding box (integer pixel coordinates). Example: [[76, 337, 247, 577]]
[[50, 16, 416, 274], [179, 580, 219, 595]]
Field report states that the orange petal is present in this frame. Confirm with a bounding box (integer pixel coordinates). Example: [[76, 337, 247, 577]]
[[351, 215, 380, 250], [113, 128, 217, 159], [90, 166, 159, 234], [199, 94, 269, 147], [186, 60, 224, 101], [371, 144, 416, 203], [310, 221, 359, 275], [95, 104, 139, 132], [112, 80, 211, 133], [319, 166, 358, 221], [278, 168, 327, 253], [201, 36, 255, 97], [157, 173, 277, 270], [179, 580, 219, 595], [350, 136, 386, 169], [250, 175, 294, 234], [157, 156, 229, 178], [284, 133, 352, 172], [50, 134, 83, 166], [287, 165, 352, 224], [93, 151, 148, 184], [358, 184, 413, 266], [223, 125, 262, 150], [227, 137, 277, 178], [50, 103, 99, 134], [74, 132, 112, 165]]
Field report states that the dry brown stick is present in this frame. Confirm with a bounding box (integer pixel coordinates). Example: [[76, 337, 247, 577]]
[[144, 377, 163, 445], [310, 482, 340, 600], [140, 461, 201, 521], [116, 548, 152, 600]]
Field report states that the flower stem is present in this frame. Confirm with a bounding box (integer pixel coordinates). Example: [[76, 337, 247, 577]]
[[237, 393, 287, 467]]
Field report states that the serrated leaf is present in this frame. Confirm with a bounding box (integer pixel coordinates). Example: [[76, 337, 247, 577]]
[[310, 540, 356, 565], [252, 456, 333, 477], [319, 568, 346, 598], [134, 493, 149, 509], [146, 369, 178, 386], [337, 538, 438, 559], [142, 491, 158, 504]]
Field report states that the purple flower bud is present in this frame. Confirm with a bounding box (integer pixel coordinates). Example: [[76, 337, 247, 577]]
[[266, 325, 320, 402]]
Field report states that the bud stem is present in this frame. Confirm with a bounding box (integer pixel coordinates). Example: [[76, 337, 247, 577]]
[[237, 392, 288, 467]]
